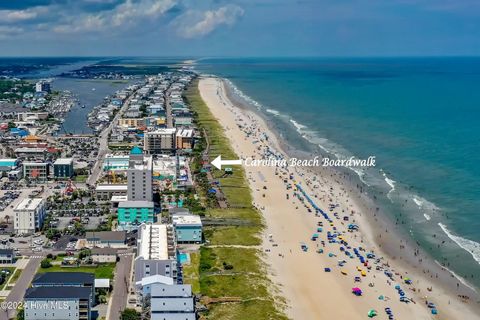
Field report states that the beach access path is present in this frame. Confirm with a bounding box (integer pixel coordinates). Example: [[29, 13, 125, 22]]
[[198, 77, 478, 320]]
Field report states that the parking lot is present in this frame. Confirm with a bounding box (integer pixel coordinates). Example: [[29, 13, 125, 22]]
[[0, 233, 49, 256], [53, 216, 104, 231], [0, 191, 20, 212]]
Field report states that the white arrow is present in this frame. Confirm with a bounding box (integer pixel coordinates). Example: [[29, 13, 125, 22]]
[[211, 155, 242, 170]]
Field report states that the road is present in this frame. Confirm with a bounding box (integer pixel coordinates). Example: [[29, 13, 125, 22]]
[[107, 254, 133, 320], [87, 91, 137, 186], [165, 84, 173, 128], [0, 257, 42, 320]]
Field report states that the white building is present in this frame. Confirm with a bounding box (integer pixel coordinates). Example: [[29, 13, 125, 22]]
[[144, 128, 176, 154], [35, 81, 51, 93], [134, 224, 177, 283], [95, 184, 128, 201], [127, 146, 153, 202], [14, 198, 46, 234]]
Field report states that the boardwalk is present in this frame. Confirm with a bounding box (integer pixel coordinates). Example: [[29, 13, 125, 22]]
[[201, 128, 228, 209]]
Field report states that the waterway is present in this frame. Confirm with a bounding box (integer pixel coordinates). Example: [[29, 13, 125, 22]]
[[52, 78, 131, 134]]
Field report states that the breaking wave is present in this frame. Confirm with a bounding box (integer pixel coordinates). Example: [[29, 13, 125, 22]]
[[381, 170, 396, 201], [434, 260, 477, 292], [438, 223, 480, 266], [266, 108, 281, 116]]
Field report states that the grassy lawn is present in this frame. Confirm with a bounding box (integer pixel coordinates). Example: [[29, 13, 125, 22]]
[[38, 263, 116, 279], [182, 252, 200, 294], [204, 299, 287, 320], [74, 175, 88, 182], [204, 226, 261, 246], [183, 80, 287, 320], [8, 268, 22, 285], [206, 208, 262, 223], [0, 267, 17, 290]]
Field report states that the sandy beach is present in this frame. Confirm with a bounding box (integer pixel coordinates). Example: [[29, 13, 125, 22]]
[[198, 76, 480, 320]]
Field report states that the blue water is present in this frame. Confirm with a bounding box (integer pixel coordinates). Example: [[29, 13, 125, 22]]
[[196, 57, 480, 289], [179, 253, 190, 264], [53, 78, 132, 134]]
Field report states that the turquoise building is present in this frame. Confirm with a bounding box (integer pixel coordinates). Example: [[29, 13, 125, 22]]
[[172, 213, 203, 243], [117, 201, 155, 230]]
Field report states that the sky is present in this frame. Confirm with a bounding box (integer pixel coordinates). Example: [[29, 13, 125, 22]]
[[0, 0, 479, 57]]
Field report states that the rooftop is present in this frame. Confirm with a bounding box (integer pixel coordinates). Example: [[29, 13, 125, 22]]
[[176, 128, 194, 138], [96, 184, 128, 191], [130, 146, 143, 155], [146, 128, 176, 135], [135, 274, 173, 287], [118, 200, 154, 208], [138, 224, 170, 260], [15, 148, 47, 153], [0, 159, 18, 167], [86, 231, 126, 242], [15, 198, 43, 211], [53, 158, 73, 165], [33, 272, 94, 285], [172, 214, 202, 226], [25, 286, 91, 300], [91, 247, 118, 255]]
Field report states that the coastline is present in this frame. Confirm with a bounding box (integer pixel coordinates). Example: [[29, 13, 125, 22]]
[[198, 76, 480, 319], [220, 76, 480, 299]]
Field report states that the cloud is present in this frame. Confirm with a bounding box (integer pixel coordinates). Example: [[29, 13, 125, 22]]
[[0, 25, 24, 39], [53, 0, 178, 34], [174, 4, 244, 38], [0, 6, 48, 23]]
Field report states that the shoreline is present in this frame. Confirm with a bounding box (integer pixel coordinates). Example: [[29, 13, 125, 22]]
[[198, 76, 480, 319], [220, 76, 480, 300]]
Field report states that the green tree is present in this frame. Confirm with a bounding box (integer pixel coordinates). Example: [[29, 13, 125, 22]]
[[121, 308, 140, 320], [79, 248, 91, 260], [16, 307, 24, 320], [40, 258, 52, 269]]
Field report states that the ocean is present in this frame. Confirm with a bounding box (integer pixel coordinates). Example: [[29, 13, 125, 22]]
[[196, 57, 480, 289]]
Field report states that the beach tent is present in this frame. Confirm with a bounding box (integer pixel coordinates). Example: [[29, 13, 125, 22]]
[[352, 288, 362, 296], [367, 310, 377, 318]]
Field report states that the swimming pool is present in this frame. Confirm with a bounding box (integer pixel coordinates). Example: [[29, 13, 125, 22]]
[[179, 253, 190, 264]]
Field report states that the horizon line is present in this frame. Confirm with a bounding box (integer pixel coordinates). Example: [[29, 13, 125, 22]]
[[1, 55, 480, 59]]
